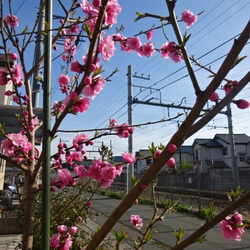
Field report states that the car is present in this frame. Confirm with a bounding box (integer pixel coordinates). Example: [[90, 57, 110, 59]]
[[4, 182, 18, 198]]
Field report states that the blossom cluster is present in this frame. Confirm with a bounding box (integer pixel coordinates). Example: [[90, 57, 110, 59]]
[[0, 61, 23, 87], [51, 159, 123, 190], [1, 133, 33, 163], [114, 123, 134, 138], [50, 225, 77, 250], [51, 133, 90, 169], [51, 1, 122, 117], [0, 52, 40, 151]]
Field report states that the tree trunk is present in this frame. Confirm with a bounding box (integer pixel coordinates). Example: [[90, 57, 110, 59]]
[[22, 173, 37, 250]]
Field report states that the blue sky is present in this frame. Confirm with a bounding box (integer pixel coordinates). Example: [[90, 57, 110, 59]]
[[4, 0, 250, 157]]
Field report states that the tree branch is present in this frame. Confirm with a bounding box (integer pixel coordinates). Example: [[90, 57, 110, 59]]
[[85, 18, 250, 250], [50, 0, 109, 138], [186, 71, 250, 139], [165, 0, 201, 95], [172, 192, 250, 250]]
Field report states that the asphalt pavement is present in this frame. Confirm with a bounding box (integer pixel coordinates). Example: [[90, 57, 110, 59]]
[[1, 194, 249, 249], [90, 194, 250, 250]]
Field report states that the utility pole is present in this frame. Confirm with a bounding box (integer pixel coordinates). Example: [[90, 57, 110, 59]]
[[41, 0, 52, 248], [32, 0, 45, 108], [127, 65, 150, 191], [130, 76, 239, 190], [227, 103, 239, 189]]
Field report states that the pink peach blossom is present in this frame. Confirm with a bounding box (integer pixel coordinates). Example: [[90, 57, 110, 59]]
[[56, 169, 75, 188], [73, 133, 89, 149], [140, 42, 155, 57], [99, 35, 116, 61], [122, 152, 136, 164], [71, 60, 84, 73], [72, 97, 90, 113], [58, 74, 70, 86], [127, 36, 142, 52], [161, 42, 183, 63], [1, 133, 32, 157], [50, 233, 60, 248], [218, 212, 245, 241], [74, 165, 88, 178], [109, 118, 117, 127], [61, 233, 73, 250], [115, 165, 123, 176], [114, 123, 134, 138], [181, 10, 197, 28], [82, 77, 106, 99], [5, 14, 20, 27], [105, 0, 121, 26], [11, 62, 23, 85], [130, 214, 143, 230]]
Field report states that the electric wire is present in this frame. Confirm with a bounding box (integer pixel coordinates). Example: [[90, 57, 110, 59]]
[[14, 0, 26, 15]]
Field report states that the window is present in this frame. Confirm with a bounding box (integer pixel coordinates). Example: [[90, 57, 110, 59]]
[[239, 153, 246, 162], [146, 158, 152, 165], [223, 147, 228, 155]]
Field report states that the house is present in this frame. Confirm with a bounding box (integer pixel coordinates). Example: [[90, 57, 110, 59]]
[[135, 145, 194, 174], [193, 134, 250, 173]]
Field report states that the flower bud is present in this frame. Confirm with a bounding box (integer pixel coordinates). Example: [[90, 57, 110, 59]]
[[168, 143, 177, 153], [166, 157, 175, 168], [233, 99, 250, 109], [209, 92, 219, 102]]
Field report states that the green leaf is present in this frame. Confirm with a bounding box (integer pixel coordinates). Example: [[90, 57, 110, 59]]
[[158, 143, 165, 150], [231, 55, 247, 69], [83, 23, 91, 37], [183, 32, 191, 45], [113, 226, 127, 243], [22, 26, 28, 33], [147, 231, 154, 242], [174, 226, 185, 244], [178, 160, 193, 172], [95, 226, 100, 233], [93, 65, 104, 77], [148, 142, 156, 157], [230, 186, 244, 201], [202, 202, 215, 220], [131, 175, 139, 186], [195, 234, 206, 243]]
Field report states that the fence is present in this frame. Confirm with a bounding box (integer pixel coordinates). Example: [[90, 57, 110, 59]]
[[155, 167, 250, 192], [114, 166, 250, 193]]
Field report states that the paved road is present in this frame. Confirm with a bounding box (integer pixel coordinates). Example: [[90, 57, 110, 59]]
[[90, 194, 250, 250]]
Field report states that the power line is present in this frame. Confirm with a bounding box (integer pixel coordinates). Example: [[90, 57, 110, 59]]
[[14, 0, 26, 15]]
